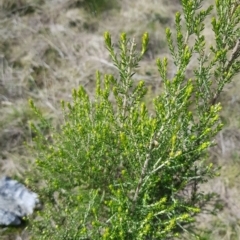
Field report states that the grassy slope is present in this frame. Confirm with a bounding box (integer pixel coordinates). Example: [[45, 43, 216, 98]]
[[0, 0, 240, 239]]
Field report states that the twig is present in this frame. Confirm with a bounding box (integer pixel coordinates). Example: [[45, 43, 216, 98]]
[[211, 38, 240, 105], [131, 129, 162, 212]]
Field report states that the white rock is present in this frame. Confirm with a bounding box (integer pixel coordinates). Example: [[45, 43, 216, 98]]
[[0, 176, 39, 226]]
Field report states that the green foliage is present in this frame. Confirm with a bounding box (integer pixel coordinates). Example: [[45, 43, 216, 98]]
[[28, 0, 240, 239], [69, 0, 118, 14]]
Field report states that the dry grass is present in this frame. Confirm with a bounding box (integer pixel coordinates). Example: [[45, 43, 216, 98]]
[[1, 0, 240, 239]]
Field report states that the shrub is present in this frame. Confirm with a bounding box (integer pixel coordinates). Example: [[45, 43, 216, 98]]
[[28, 0, 240, 239]]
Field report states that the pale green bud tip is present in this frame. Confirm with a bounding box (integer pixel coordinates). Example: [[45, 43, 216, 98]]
[[104, 31, 111, 46], [72, 88, 77, 96], [29, 99, 34, 107], [163, 57, 168, 66], [61, 100, 65, 108], [142, 32, 149, 45], [211, 17, 216, 24], [96, 70, 100, 79], [120, 32, 127, 42], [141, 32, 149, 54], [165, 28, 171, 36], [175, 12, 181, 19]]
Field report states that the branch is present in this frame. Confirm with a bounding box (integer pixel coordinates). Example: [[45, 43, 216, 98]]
[[211, 38, 240, 105], [131, 128, 162, 212]]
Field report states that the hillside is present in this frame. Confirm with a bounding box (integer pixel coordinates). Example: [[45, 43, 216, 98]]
[[1, 0, 240, 239]]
